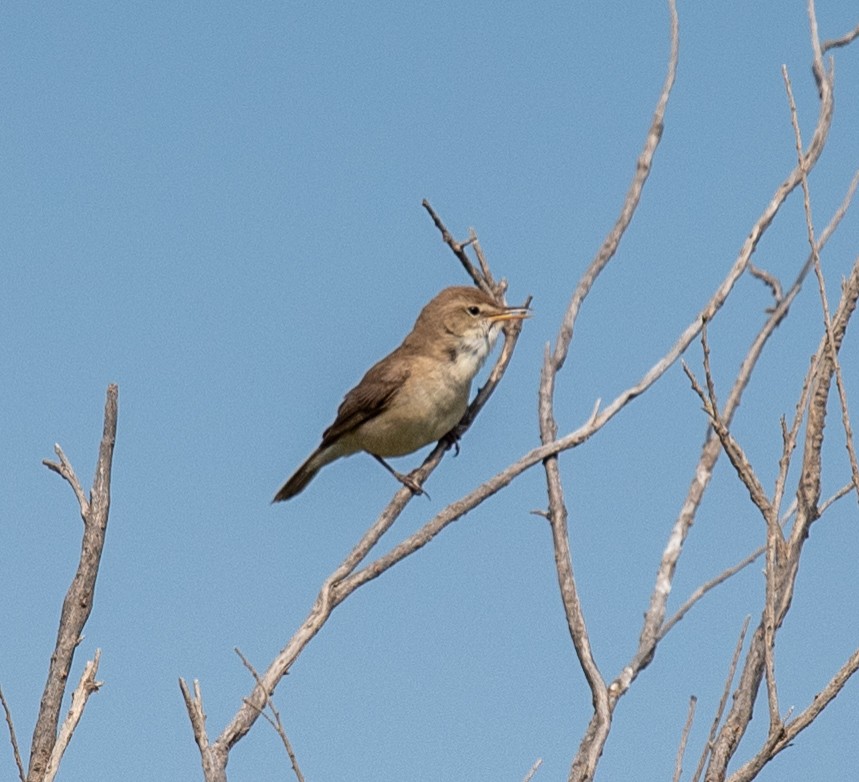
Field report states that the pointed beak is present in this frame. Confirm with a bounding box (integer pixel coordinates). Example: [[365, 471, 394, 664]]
[[488, 305, 531, 323]]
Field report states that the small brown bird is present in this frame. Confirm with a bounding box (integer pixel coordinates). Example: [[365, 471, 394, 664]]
[[273, 285, 529, 502]]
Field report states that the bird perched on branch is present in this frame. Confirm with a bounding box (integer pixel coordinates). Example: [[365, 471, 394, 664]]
[[273, 285, 529, 502]]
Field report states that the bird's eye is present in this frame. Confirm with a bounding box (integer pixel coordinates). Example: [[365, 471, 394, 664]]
[[467, 306, 481, 316]]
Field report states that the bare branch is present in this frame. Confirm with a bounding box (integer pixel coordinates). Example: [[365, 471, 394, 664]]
[[769, 169, 859, 516], [28, 384, 118, 782], [692, 618, 750, 782], [822, 21, 859, 52], [818, 479, 856, 514], [179, 679, 209, 753], [777, 646, 859, 749], [179, 679, 226, 782], [673, 696, 697, 782], [686, 321, 782, 735], [43, 651, 103, 782], [41, 445, 88, 519], [421, 200, 487, 291], [543, 452, 611, 781], [0, 688, 25, 782], [660, 549, 763, 639], [548, 0, 679, 383], [235, 649, 305, 782], [748, 263, 783, 305], [785, 63, 859, 508], [792, 256, 859, 545], [725, 647, 859, 782], [681, 357, 774, 525], [522, 757, 543, 782], [470, 229, 495, 288]]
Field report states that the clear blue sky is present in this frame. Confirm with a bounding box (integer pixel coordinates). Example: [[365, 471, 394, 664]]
[[2, 3, 858, 780]]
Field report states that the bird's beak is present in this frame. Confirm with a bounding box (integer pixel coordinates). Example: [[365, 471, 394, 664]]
[[488, 305, 531, 323]]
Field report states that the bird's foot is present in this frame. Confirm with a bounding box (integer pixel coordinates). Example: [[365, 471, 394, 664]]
[[372, 454, 430, 499], [394, 469, 430, 500], [442, 424, 467, 457]]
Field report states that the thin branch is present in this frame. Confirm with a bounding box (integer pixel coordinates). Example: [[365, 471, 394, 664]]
[[179, 679, 209, 753], [43, 651, 103, 782], [791, 255, 859, 547], [543, 448, 610, 775], [692, 618, 750, 782], [548, 0, 679, 382], [681, 357, 774, 525], [235, 649, 305, 782], [673, 696, 697, 782], [522, 758, 543, 782], [770, 170, 859, 517], [470, 229, 495, 288], [41, 445, 88, 519], [660, 548, 763, 639], [777, 646, 859, 749], [421, 200, 487, 291], [27, 384, 118, 782], [0, 688, 25, 782], [178, 679, 225, 782], [748, 263, 783, 304], [822, 22, 859, 52], [818, 479, 856, 514], [785, 63, 859, 508]]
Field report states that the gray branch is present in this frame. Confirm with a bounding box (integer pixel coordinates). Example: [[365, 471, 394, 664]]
[[26, 385, 118, 782]]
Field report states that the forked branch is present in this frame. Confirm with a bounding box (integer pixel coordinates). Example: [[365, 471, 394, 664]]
[[26, 384, 117, 782]]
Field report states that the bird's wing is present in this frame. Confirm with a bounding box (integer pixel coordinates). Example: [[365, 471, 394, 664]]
[[320, 353, 411, 446]]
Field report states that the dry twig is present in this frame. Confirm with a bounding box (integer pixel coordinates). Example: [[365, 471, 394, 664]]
[[522, 757, 543, 782], [691, 618, 750, 782], [673, 696, 697, 782], [0, 688, 25, 782], [235, 649, 305, 782]]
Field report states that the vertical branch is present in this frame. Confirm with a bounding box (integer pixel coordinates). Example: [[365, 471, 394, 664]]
[[673, 696, 697, 782], [536, 4, 679, 781], [43, 652, 103, 782], [27, 385, 118, 782], [691, 618, 750, 782], [784, 64, 859, 507], [179, 680, 226, 782]]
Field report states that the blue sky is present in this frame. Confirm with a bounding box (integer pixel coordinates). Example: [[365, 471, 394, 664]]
[[2, 2, 858, 780]]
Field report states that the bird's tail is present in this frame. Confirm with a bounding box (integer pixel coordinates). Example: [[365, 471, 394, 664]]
[[272, 445, 338, 502]]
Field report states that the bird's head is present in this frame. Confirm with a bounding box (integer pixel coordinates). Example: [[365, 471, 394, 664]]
[[412, 286, 530, 369]]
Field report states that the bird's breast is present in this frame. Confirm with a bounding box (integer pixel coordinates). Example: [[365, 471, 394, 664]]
[[351, 356, 473, 458]]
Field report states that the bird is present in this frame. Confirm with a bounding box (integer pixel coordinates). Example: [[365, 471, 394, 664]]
[[273, 285, 529, 502]]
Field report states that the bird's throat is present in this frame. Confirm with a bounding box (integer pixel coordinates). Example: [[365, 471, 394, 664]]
[[447, 327, 498, 383]]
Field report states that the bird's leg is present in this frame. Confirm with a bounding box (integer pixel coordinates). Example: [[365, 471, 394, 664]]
[[372, 454, 428, 498]]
